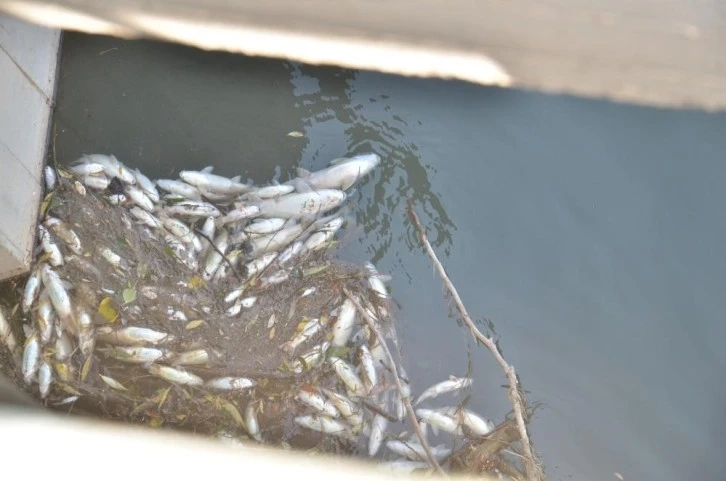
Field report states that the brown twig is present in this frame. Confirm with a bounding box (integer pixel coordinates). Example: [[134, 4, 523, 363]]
[[406, 200, 544, 481], [342, 287, 448, 478]]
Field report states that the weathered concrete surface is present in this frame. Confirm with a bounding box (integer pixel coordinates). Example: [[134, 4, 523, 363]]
[[0, 0, 725, 111], [0, 13, 60, 281]]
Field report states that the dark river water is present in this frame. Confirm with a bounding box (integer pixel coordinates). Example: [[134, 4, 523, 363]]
[[53, 32, 726, 481]]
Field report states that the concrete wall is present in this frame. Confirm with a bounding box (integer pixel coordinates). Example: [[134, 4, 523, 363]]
[[0, 13, 60, 281]]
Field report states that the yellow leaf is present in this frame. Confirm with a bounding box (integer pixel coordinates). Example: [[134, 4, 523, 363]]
[[54, 363, 73, 382], [185, 319, 205, 330], [188, 275, 205, 289], [221, 401, 245, 427], [80, 356, 92, 382], [58, 383, 81, 396], [149, 418, 163, 428], [98, 297, 119, 323], [303, 263, 330, 277], [176, 414, 187, 422], [157, 386, 172, 408], [269, 326, 276, 340], [296, 319, 310, 333], [39, 192, 53, 218], [57, 168, 72, 179], [100, 374, 127, 391]]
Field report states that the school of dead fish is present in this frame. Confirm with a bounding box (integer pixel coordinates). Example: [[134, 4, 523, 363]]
[[0, 153, 498, 475]]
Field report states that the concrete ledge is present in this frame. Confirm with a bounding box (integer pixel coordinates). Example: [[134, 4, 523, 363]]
[[0, 13, 60, 281]]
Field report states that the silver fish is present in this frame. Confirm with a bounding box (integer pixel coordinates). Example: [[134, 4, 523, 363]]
[[253, 189, 346, 219], [243, 218, 286, 235], [331, 298, 357, 347], [328, 356, 366, 397], [171, 349, 210, 366], [38, 225, 63, 266], [386, 440, 450, 462], [414, 376, 472, 405], [166, 200, 221, 218], [179, 170, 250, 195], [212, 249, 242, 281], [148, 364, 203, 386], [22, 331, 40, 384], [202, 229, 229, 280], [96, 326, 173, 346], [36, 292, 55, 344], [243, 252, 277, 278], [278, 240, 303, 265], [294, 415, 349, 437], [358, 345, 377, 393], [205, 377, 256, 391], [199, 216, 216, 257], [415, 409, 461, 435], [102, 346, 167, 364], [54, 332, 74, 361], [293, 154, 380, 191], [156, 179, 201, 200], [368, 413, 388, 456], [244, 224, 303, 257], [126, 184, 155, 212], [296, 387, 340, 418], [245, 403, 263, 441], [364, 262, 389, 299], [83, 174, 110, 190], [98, 247, 123, 269], [39, 264, 72, 326], [377, 459, 431, 474], [291, 342, 330, 374], [38, 359, 53, 399], [245, 184, 294, 199], [45, 217, 83, 255], [129, 206, 162, 229], [70, 162, 105, 176], [44, 166, 57, 190], [320, 388, 363, 427], [132, 168, 160, 202], [216, 205, 261, 226], [280, 318, 322, 355], [79, 154, 136, 184], [22, 268, 41, 313]]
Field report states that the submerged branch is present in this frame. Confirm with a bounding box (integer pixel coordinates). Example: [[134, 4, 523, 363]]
[[342, 287, 448, 478], [407, 200, 544, 481]]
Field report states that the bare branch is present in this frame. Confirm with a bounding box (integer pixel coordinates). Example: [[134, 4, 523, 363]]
[[342, 287, 448, 478], [406, 200, 544, 481]]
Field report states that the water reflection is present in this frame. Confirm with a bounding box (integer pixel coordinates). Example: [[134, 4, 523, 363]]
[[286, 63, 455, 267]]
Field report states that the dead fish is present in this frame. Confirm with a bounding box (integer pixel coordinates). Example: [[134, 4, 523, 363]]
[[331, 298, 357, 347], [364, 262, 389, 299], [76, 308, 95, 358], [78, 154, 136, 184], [96, 326, 173, 346], [414, 376, 472, 405], [129, 207, 162, 229], [291, 341, 330, 373], [83, 174, 110, 190], [243, 218, 286, 235], [415, 409, 461, 436], [294, 414, 349, 437], [243, 223, 304, 258], [386, 440, 451, 462], [22, 331, 40, 384], [132, 168, 160, 202], [179, 170, 250, 195], [38, 359, 53, 399], [156, 179, 201, 200], [245, 184, 295, 199], [296, 386, 340, 418], [98, 247, 123, 269], [44, 166, 57, 190], [216, 205, 261, 226], [166, 200, 221, 218], [205, 377, 256, 391], [148, 364, 203, 386], [39, 264, 72, 326], [377, 459, 431, 474], [368, 414, 388, 456], [125, 184, 155, 212], [358, 345, 378, 393], [202, 229, 229, 280], [243, 252, 277, 278], [38, 225, 63, 266], [280, 318, 322, 355], [22, 268, 41, 313], [44, 217, 83, 255], [292, 153, 380, 191], [245, 403, 263, 442], [171, 349, 210, 366], [101, 346, 167, 364], [328, 356, 366, 397], [253, 189, 346, 219], [320, 388, 364, 428]]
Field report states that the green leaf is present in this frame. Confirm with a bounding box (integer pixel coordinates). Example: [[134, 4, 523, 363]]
[[185, 319, 204, 330], [100, 374, 127, 391], [221, 401, 245, 427], [122, 287, 137, 304]]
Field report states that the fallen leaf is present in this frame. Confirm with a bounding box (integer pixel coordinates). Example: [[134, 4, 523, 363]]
[[80, 356, 92, 382], [188, 275, 205, 289], [100, 374, 127, 391], [267, 314, 276, 328], [157, 386, 172, 408], [303, 263, 330, 277], [221, 401, 245, 427], [122, 287, 136, 304], [98, 297, 119, 323], [185, 319, 205, 330], [149, 418, 163, 428], [269, 326, 276, 340]]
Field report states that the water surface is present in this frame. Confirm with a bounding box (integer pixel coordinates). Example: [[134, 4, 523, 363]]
[[54, 32, 726, 481]]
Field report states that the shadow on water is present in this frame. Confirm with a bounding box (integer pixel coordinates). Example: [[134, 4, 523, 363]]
[[30, 30, 726, 481]]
